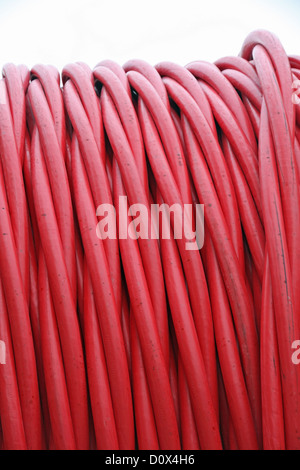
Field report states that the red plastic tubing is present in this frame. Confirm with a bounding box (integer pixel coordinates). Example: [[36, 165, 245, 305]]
[[0, 29, 300, 450]]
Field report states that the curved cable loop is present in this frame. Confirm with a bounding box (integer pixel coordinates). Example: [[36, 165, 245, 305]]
[[0, 28, 299, 450]]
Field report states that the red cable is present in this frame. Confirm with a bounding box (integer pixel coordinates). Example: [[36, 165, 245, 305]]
[[259, 100, 300, 449], [260, 253, 285, 449], [71, 134, 135, 450], [253, 45, 300, 311], [0, 28, 300, 450], [31, 127, 89, 449], [0, 124, 43, 449], [100, 87, 180, 450], [0, 281, 26, 449], [113, 156, 160, 450], [83, 260, 119, 450], [124, 71, 219, 414], [38, 249, 76, 450]]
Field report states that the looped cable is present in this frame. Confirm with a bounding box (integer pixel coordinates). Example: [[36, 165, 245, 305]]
[[0, 29, 300, 451]]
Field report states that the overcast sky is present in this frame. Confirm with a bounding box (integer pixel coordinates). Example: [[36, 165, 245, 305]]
[[0, 0, 299, 72]]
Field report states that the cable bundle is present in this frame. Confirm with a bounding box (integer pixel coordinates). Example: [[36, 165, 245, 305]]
[[0, 29, 300, 450]]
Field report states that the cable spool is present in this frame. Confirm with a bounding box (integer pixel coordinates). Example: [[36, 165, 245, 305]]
[[0, 29, 299, 450]]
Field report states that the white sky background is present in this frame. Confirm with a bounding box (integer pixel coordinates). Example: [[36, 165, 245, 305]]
[[0, 0, 299, 72]]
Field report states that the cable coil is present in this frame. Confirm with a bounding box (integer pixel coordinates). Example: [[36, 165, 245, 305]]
[[0, 29, 300, 450]]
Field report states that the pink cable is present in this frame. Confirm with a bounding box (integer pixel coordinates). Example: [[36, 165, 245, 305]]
[[0, 28, 300, 451]]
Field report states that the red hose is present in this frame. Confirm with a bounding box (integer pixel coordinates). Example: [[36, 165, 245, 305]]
[[0, 29, 300, 450]]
